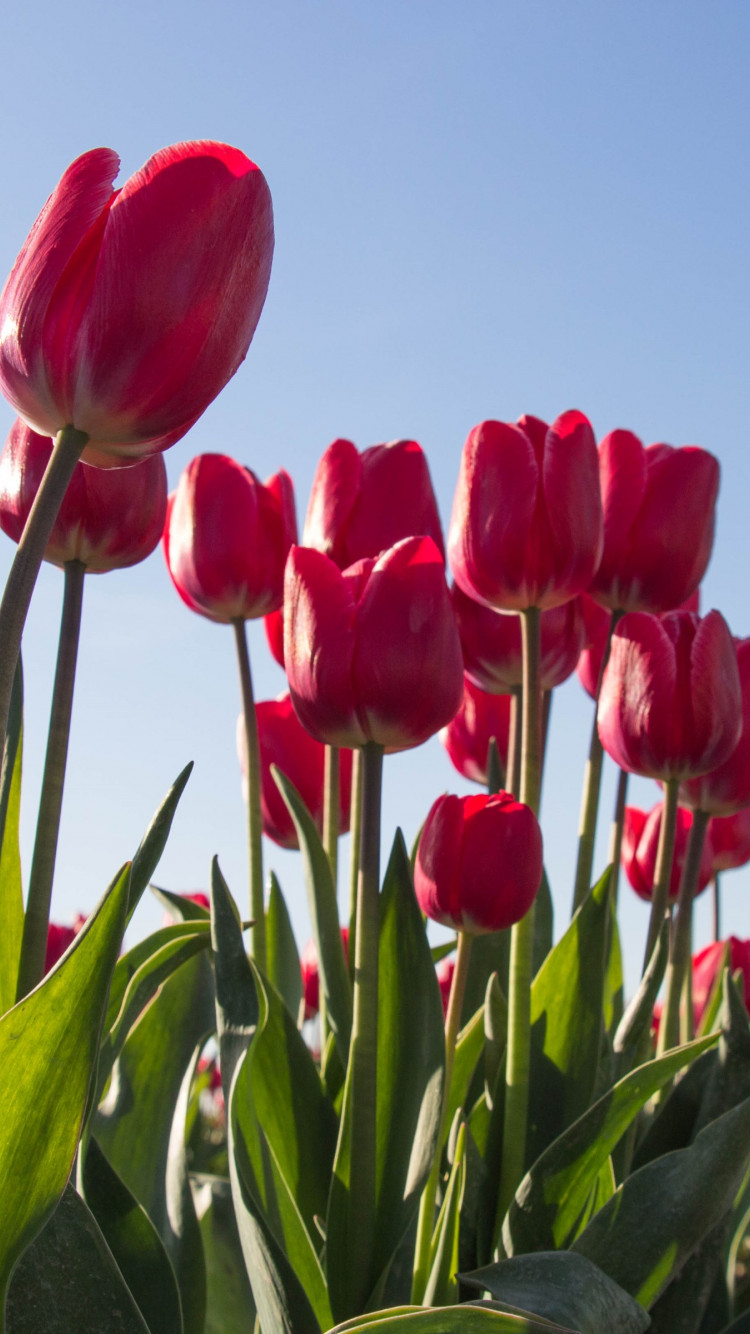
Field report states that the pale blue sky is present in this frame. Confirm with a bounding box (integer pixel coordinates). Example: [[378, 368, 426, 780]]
[[1, 2, 749, 991]]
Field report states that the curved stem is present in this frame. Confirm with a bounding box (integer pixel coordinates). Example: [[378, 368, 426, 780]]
[[0, 426, 88, 763], [15, 559, 85, 1000], [571, 609, 622, 914], [233, 618, 265, 970], [411, 930, 473, 1302], [347, 747, 363, 978], [658, 808, 710, 1054], [496, 605, 542, 1241], [643, 777, 680, 971], [608, 768, 629, 910]]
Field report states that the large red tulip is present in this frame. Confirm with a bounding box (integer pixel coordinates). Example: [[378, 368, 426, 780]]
[[590, 431, 719, 614], [163, 454, 297, 624], [0, 419, 166, 572], [0, 143, 273, 466], [439, 675, 511, 785], [622, 803, 713, 904], [597, 609, 741, 780], [284, 536, 463, 750], [453, 583, 586, 694], [303, 437, 444, 566], [448, 411, 603, 611], [414, 791, 543, 934], [681, 638, 750, 815]]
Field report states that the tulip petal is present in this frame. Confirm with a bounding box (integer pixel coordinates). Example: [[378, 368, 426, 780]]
[[623, 445, 719, 612], [413, 794, 464, 929], [303, 438, 362, 562], [597, 613, 678, 776], [541, 410, 603, 608], [688, 609, 742, 775], [284, 546, 365, 747]]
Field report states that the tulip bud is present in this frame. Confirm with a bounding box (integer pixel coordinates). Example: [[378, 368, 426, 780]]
[[439, 676, 511, 785], [621, 803, 713, 904], [590, 431, 719, 614], [303, 437, 444, 567], [284, 536, 464, 750], [681, 638, 750, 815], [453, 584, 586, 694], [163, 454, 297, 624], [0, 419, 167, 572], [0, 143, 273, 466], [448, 411, 603, 611], [414, 792, 543, 934], [597, 609, 741, 780]]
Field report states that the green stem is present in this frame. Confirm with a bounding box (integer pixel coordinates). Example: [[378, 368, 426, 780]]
[[608, 768, 629, 911], [324, 745, 340, 885], [347, 740, 383, 1309], [712, 873, 721, 944], [487, 737, 504, 795], [0, 426, 88, 764], [658, 808, 710, 1055], [15, 560, 85, 1000], [496, 606, 542, 1244], [411, 930, 473, 1302], [643, 777, 680, 971], [233, 618, 265, 970], [506, 686, 522, 798], [571, 609, 622, 914], [347, 747, 363, 979]]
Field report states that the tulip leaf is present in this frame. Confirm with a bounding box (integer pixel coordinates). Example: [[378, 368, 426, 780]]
[[0, 862, 129, 1309], [94, 936, 214, 1334], [0, 659, 23, 1016], [211, 858, 321, 1334], [503, 1032, 718, 1255], [193, 1176, 257, 1334], [720, 1313, 750, 1334], [423, 1120, 467, 1306], [273, 766, 351, 1057], [127, 761, 194, 919], [266, 871, 303, 1021], [461, 1251, 650, 1334], [461, 931, 510, 1026], [81, 1136, 182, 1334], [572, 1094, 750, 1308], [151, 883, 210, 921], [484, 972, 508, 1096], [326, 1304, 577, 1332], [526, 869, 610, 1165], [444, 1004, 485, 1145], [612, 921, 668, 1075], [603, 914, 624, 1037], [5, 1184, 150, 1333], [532, 870, 553, 977]]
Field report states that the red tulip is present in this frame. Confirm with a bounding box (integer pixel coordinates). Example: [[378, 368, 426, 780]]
[[264, 606, 285, 668], [453, 583, 586, 694], [0, 143, 273, 467], [680, 638, 750, 815], [621, 803, 713, 904], [597, 610, 741, 780], [237, 693, 354, 849], [414, 792, 543, 934], [303, 437, 444, 567], [436, 954, 455, 1016], [692, 937, 750, 1024], [710, 808, 750, 872], [0, 419, 166, 572], [44, 914, 85, 974], [576, 595, 614, 700], [301, 927, 350, 1019], [448, 411, 603, 612], [439, 676, 511, 785], [163, 454, 297, 624], [590, 431, 719, 614], [284, 536, 464, 750]]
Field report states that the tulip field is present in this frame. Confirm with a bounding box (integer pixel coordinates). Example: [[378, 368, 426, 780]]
[[2, 139, 750, 1334]]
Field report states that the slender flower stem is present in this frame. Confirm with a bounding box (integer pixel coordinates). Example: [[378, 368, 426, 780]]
[[0, 426, 88, 764], [411, 930, 473, 1303], [506, 686, 522, 798], [571, 609, 622, 915], [15, 560, 85, 1001], [347, 740, 383, 1309], [323, 745, 340, 885], [608, 768, 629, 910], [347, 747, 363, 978], [658, 808, 710, 1054], [541, 689, 553, 778], [643, 777, 680, 971], [712, 873, 721, 943], [233, 618, 265, 970], [496, 606, 542, 1242], [487, 737, 504, 795]]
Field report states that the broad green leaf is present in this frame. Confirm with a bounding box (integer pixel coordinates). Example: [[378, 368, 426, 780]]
[[273, 766, 351, 1057], [127, 762, 194, 919], [603, 914, 624, 1038], [193, 1176, 256, 1334], [327, 1304, 576, 1332], [696, 949, 729, 1039], [432, 940, 458, 965], [461, 931, 510, 1027], [532, 871, 553, 977], [646, 1215, 730, 1334], [82, 1136, 182, 1334], [573, 1094, 750, 1308], [484, 973, 508, 1097], [632, 1047, 716, 1171], [151, 883, 210, 921], [5, 1184, 150, 1333], [0, 660, 23, 1016], [693, 971, 750, 1135], [424, 1121, 467, 1306], [612, 922, 668, 1076], [210, 857, 259, 1093], [266, 871, 303, 1021], [503, 1032, 718, 1254], [462, 1251, 649, 1334], [526, 870, 610, 1166], [571, 1155, 615, 1241], [0, 863, 129, 1307], [444, 1005, 485, 1147]]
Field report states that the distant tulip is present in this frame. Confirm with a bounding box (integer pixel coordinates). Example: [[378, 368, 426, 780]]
[[304, 437, 444, 567], [237, 694, 354, 849], [577, 590, 701, 701], [44, 914, 85, 974], [692, 937, 750, 1024], [264, 606, 285, 668], [622, 803, 713, 904], [0, 142, 273, 466], [436, 954, 456, 1016], [164, 454, 297, 624], [453, 584, 586, 694], [597, 610, 741, 780], [0, 419, 167, 572], [448, 411, 603, 612], [440, 676, 511, 785], [710, 808, 750, 872], [590, 431, 718, 614], [414, 792, 543, 934], [284, 536, 463, 750], [681, 638, 750, 815], [300, 927, 349, 1019]]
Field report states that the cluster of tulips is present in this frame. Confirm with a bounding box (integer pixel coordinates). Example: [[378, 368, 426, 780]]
[[1, 137, 750, 1334]]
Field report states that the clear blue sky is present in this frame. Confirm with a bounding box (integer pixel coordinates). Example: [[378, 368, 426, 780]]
[[1, 1, 749, 993]]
